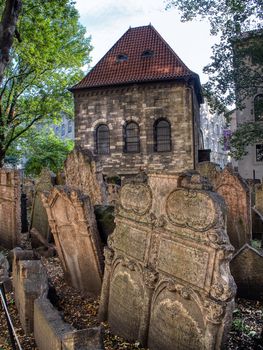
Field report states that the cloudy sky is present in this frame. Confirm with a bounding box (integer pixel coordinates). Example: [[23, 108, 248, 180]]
[[74, 0, 215, 83]]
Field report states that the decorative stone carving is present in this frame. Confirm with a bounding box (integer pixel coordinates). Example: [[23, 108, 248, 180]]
[[64, 148, 106, 206], [99, 172, 236, 350], [41, 187, 103, 295], [197, 162, 251, 250]]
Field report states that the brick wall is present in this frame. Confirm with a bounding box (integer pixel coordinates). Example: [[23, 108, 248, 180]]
[[0, 169, 21, 248], [74, 81, 200, 176]]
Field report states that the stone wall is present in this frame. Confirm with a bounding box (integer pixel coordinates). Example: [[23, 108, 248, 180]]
[[42, 187, 103, 295], [197, 162, 251, 250], [99, 172, 236, 350], [0, 169, 21, 248], [64, 148, 106, 205], [74, 81, 198, 176], [12, 248, 48, 334]]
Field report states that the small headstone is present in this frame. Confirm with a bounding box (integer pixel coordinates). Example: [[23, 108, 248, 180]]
[[30, 169, 56, 246], [42, 187, 104, 295]]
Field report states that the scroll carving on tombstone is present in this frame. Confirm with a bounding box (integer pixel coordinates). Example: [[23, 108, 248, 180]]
[[41, 186, 103, 296], [99, 171, 236, 350]]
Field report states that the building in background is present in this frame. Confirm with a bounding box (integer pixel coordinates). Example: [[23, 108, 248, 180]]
[[200, 100, 230, 168], [53, 114, 74, 141]]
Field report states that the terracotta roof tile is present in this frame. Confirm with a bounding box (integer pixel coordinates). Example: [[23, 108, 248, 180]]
[[71, 25, 197, 90]]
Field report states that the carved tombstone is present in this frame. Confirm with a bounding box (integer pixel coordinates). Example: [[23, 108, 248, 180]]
[[197, 162, 251, 250], [30, 169, 56, 244], [0, 169, 21, 248], [99, 172, 236, 350], [64, 148, 106, 205], [42, 187, 103, 295]]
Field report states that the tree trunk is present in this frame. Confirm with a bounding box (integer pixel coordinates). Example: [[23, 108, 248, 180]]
[[0, 0, 22, 85]]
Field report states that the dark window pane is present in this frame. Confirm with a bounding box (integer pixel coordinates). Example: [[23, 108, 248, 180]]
[[125, 122, 140, 153], [256, 144, 263, 161], [96, 124, 110, 154], [255, 94, 263, 121], [155, 119, 171, 152]]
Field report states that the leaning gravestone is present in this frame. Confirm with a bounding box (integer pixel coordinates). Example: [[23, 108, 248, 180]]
[[99, 171, 236, 350], [41, 187, 104, 295], [197, 162, 251, 250], [30, 169, 56, 245], [64, 148, 107, 205]]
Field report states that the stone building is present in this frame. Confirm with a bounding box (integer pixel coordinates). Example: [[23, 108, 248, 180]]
[[231, 30, 263, 180], [70, 25, 203, 176]]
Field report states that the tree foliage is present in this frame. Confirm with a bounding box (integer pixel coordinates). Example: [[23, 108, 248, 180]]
[[166, 0, 263, 159], [5, 126, 74, 175], [0, 0, 92, 165]]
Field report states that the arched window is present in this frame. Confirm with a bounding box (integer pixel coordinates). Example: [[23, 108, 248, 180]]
[[254, 94, 263, 121], [154, 119, 171, 152], [124, 122, 140, 153], [96, 124, 110, 154]]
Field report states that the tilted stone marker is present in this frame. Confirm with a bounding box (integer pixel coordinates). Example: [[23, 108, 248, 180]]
[[64, 148, 106, 206], [0, 169, 21, 248], [30, 168, 56, 245], [99, 172, 236, 350], [197, 162, 251, 250], [230, 243, 263, 300], [42, 187, 103, 295]]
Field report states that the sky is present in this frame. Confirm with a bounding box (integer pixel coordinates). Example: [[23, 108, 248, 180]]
[[74, 0, 216, 84]]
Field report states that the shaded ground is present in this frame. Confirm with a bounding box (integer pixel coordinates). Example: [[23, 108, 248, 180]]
[[0, 249, 263, 350]]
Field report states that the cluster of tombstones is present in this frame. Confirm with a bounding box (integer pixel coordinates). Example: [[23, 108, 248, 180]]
[[1, 149, 263, 350]]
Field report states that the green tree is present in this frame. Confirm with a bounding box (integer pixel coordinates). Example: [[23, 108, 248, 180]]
[[165, 0, 263, 159], [0, 0, 92, 166], [6, 126, 74, 175]]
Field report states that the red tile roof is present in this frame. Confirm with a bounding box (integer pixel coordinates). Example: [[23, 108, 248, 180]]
[[71, 25, 201, 91]]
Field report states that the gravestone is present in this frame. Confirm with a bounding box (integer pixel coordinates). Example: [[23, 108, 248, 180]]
[[0, 169, 21, 248], [99, 172, 236, 350], [64, 148, 106, 205], [230, 244, 263, 300], [197, 162, 251, 250], [30, 169, 56, 245], [41, 187, 103, 295]]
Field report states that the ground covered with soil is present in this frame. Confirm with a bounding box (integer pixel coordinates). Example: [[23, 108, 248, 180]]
[[0, 249, 263, 350]]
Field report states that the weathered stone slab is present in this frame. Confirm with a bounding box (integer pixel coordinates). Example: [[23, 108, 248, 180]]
[[42, 187, 103, 295], [30, 169, 55, 246], [0, 252, 10, 290], [0, 169, 21, 248], [99, 171, 236, 350], [255, 182, 263, 215], [230, 243, 263, 300], [34, 297, 105, 350], [64, 148, 106, 205], [197, 162, 251, 250], [12, 248, 48, 334]]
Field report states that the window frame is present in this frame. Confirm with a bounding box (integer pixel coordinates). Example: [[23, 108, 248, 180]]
[[123, 121, 140, 153], [254, 94, 263, 122], [154, 118, 172, 152], [95, 124, 110, 155]]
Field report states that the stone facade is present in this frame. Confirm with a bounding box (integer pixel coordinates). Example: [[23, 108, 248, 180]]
[[230, 244, 263, 300], [0, 169, 21, 248], [197, 162, 251, 250], [64, 148, 106, 205], [42, 187, 103, 295], [30, 169, 55, 245], [99, 172, 236, 350], [12, 248, 48, 334], [74, 81, 200, 176]]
